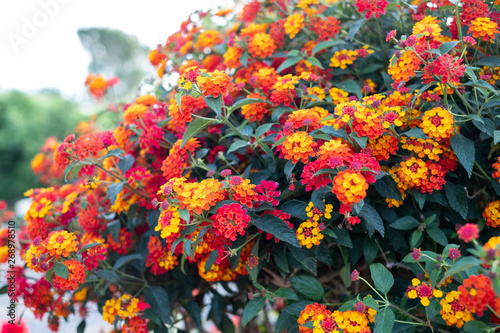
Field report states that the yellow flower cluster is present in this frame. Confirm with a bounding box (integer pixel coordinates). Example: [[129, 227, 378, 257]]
[[483, 200, 500, 228], [156, 205, 182, 240], [329, 50, 358, 69], [419, 107, 454, 141], [102, 294, 140, 324], [46, 230, 78, 258], [331, 310, 370, 333], [329, 87, 349, 104], [284, 13, 305, 39], [281, 131, 315, 164], [296, 202, 332, 249], [440, 291, 473, 327]]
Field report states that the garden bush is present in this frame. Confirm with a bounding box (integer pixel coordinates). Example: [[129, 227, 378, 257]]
[[3, 0, 500, 332]]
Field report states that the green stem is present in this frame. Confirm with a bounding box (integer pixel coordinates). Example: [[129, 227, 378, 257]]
[[474, 161, 493, 181], [376, 18, 389, 66]]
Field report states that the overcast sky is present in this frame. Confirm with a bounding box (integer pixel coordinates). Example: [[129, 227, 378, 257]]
[[0, 0, 235, 97]]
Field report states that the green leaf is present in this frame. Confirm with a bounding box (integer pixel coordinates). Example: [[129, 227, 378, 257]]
[[45, 268, 54, 283], [117, 154, 134, 173], [281, 200, 308, 220], [277, 56, 302, 73], [290, 275, 325, 301], [77, 242, 101, 254], [95, 270, 120, 284], [494, 130, 500, 144], [402, 127, 428, 139], [178, 208, 190, 223], [390, 216, 419, 230], [336, 79, 362, 99], [426, 226, 448, 246], [145, 286, 172, 325], [283, 301, 314, 316], [240, 51, 249, 67], [175, 91, 183, 111], [255, 123, 274, 137], [180, 118, 214, 148], [465, 80, 499, 95], [374, 308, 395, 333], [475, 56, 500, 67], [369, 263, 394, 295], [289, 246, 317, 275], [332, 227, 353, 248], [350, 133, 367, 148], [107, 220, 121, 241], [275, 287, 299, 301], [320, 126, 348, 140], [77, 320, 86, 333], [445, 182, 468, 219], [275, 312, 294, 333], [227, 140, 248, 154], [374, 175, 403, 201], [107, 182, 124, 205], [438, 41, 459, 55], [253, 214, 300, 247], [185, 302, 202, 331], [450, 133, 475, 178], [230, 98, 269, 112], [312, 40, 342, 55], [99, 148, 124, 160], [284, 161, 295, 178], [205, 250, 219, 272], [463, 321, 489, 333], [349, 19, 365, 41], [53, 262, 69, 279], [440, 257, 483, 284], [362, 295, 379, 311], [413, 191, 426, 209], [204, 96, 222, 116], [410, 230, 423, 249], [63, 161, 79, 181], [359, 204, 385, 237], [241, 296, 266, 327], [113, 253, 144, 270], [306, 56, 324, 69]]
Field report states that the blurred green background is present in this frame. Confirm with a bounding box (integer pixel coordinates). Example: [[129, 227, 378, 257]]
[[0, 28, 148, 205]]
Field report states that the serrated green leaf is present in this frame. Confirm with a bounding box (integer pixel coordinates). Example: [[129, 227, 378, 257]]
[[113, 253, 144, 270], [145, 286, 172, 325], [374, 308, 395, 333], [445, 182, 468, 219], [359, 204, 385, 237], [306, 56, 324, 69], [426, 227, 448, 246], [227, 140, 248, 154], [290, 275, 325, 301], [370, 263, 394, 295], [450, 133, 475, 177], [204, 96, 222, 116], [242, 297, 266, 327], [349, 19, 365, 41], [180, 118, 214, 148], [390, 216, 419, 230], [205, 250, 219, 272], [402, 127, 428, 139], [475, 56, 500, 67], [53, 262, 69, 279], [275, 287, 299, 301], [277, 56, 302, 73], [438, 41, 459, 55], [107, 182, 124, 205], [253, 214, 300, 247]]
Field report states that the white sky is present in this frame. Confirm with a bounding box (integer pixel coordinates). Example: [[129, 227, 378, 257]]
[[0, 0, 234, 97]]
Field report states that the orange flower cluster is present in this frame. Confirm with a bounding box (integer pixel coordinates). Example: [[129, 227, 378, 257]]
[[52, 259, 86, 291], [458, 275, 497, 316]]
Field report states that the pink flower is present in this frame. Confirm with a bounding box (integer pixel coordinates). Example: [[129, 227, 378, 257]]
[[457, 223, 479, 243]]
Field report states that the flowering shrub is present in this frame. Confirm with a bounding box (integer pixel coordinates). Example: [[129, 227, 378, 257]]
[[4, 0, 500, 332]]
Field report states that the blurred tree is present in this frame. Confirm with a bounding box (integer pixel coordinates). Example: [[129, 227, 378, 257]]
[[78, 28, 149, 99], [0, 90, 84, 204]]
